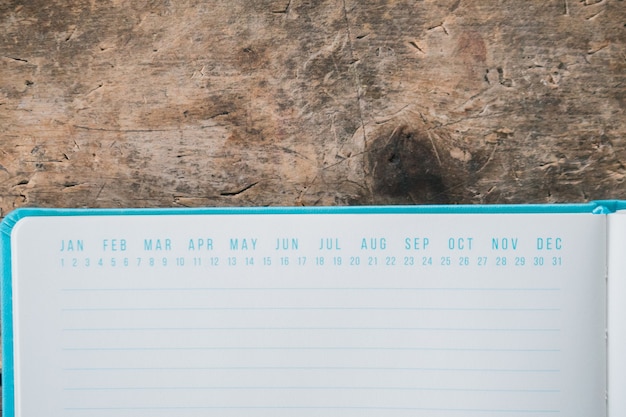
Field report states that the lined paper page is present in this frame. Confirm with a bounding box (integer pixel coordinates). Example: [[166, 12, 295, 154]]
[[10, 213, 606, 416]]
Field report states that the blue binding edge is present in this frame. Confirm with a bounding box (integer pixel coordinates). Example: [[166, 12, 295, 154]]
[[0, 201, 612, 221], [0, 200, 618, 416]]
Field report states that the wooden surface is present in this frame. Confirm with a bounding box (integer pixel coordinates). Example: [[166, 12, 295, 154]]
[[0, 0, 625, 214]]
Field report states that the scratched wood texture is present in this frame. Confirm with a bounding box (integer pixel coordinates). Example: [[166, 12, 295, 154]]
[[0, 0, 625, 215]]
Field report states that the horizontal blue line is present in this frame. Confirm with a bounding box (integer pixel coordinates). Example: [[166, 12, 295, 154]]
[[62, 347, 560, 352], [61, 287, 561, 292], [63, 366, 560, 373], [62, 307, 560, 312], [62, 327, 560, 332], [64, 386, 560, 393], [63, 405, 560, 413]]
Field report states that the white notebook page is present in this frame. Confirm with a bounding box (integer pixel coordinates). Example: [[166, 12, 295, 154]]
[[10, 212, 606, 416]]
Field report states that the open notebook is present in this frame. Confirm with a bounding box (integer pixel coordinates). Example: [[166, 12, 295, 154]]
[[2, 202, 626, 417]]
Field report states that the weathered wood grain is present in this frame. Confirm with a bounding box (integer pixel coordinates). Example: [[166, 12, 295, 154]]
[[0, 0, 625, 215]]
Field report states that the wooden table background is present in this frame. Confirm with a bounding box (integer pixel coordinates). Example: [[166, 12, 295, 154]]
[[1, 0, 625, 214]]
